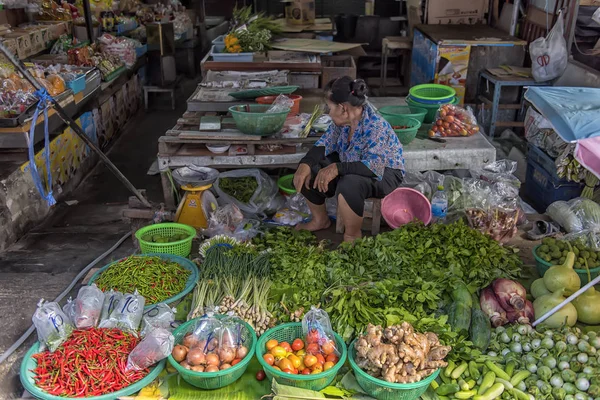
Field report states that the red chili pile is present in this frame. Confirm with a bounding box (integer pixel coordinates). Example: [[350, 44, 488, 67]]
[[31, 327, 149, 397]]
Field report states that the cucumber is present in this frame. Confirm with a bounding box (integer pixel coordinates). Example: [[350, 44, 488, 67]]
[[470, 308, 491, 351], [449, 301, 472, 334], [451, 280, 473, 308]]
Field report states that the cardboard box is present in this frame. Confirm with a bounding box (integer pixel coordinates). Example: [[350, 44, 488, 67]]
[[427, 0, 485, 24], [321, 55, 357, 87], [30, 30, 45, 53], [39, 21, 69, 41], [435, 45, 471, 104], [0, 38, 18, 62], [5, 32, 32, 59], [284, 0, 315, 26]]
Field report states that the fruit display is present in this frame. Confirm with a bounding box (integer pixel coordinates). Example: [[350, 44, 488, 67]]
[[261, 335, 339, 376], [428, 104, 480, 138], [536, 237, 600, 269]]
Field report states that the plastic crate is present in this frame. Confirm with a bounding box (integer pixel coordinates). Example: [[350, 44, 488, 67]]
[[212, 35, 225, 46], [527, 144, 561, 181], [211, 45, 253, 63], [524, 157, 584, 212], [66, 74, 85, 94]]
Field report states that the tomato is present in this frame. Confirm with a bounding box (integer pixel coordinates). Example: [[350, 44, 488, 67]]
[[442, 122, 450, 129], [304, 355, 317, 368], [324, 361, 335, 371], [278, 358, 293, 371], [288, 354, 302, 369], [445, 115, 455, 123], [256, 370, 266, 381], [263, 354, 275, 366], [301, 368, 311, 375], [472, 126, 480, 133], [316, 354, 325, 366], [306, 329, 320, 344], [231, 358, 242, 366], [436, 120, 443, 126], [306, 343, 320, 355], [326, 354, 338, 363], [311, 365, 324, 374], [282, 368, 294, 374], [292, 338, 304, 351], [293, 368, 299, 374], [272, 366, 281, 371], [280, 342, 292, 353], [428, 130, 435, 137], [270, 346, 287, 359], [295, 349, 306, 357], [266, 339, 278, 351], [321, 341, 335, 355]]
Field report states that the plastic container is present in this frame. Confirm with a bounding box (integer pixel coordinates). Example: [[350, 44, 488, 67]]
[[431, 185, 448, 221], [406, 96, 458, 123], [65, 74, 86, 94], [20, 342, 165, 400], [409, 84, 456, 103], [256, 95, 303, 116], [167, 316, 257, 389], [212, 35, 225, 46], [382, 188, 432, 228], [211, 45, 253, 63], [277, 174, 296, 195], [532, 245, 600, 285], [348, 339, 440, 400], [229, 104, 289, 136], [88, 253, 199, 308], [378, 105, 428, 124], [256, 323, 347, 391], [206, 144, 230, 154], [524, 157, 583, 213], [134, 223, 197, 257], [382, 116, 421, 144]]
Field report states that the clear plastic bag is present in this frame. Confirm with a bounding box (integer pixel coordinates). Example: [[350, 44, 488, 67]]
[[140, 303, 176, 337], [73, 284, 105, 329], [429, 104, 480, 138], [191, 310, 222, 354], [444, 175, 465, 213], [464, 179, 492, 232], [302, 306, 339, 357], [62, 297, 76, 325], [232, 219, 261, 241], [99, 290, 145, 332], [524, 107, 567, 158], [272, 209, 306, 226], [288, 193, 310, 215], [99, 290, 123, 325], [266, 94, 294, 114], [487, 182, 520, 242], [218, 314, 248, 365], [469, 160, 521, 188], [32, 300, 74, 352], [547, 197, 600, 233], [547, 200, 584, 233], [214, 169, 279, 216], [201, 204, 244, 237], [126, 327, 174, 371]]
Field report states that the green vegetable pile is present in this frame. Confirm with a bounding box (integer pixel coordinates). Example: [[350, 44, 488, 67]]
[[219, 176, 258, 204], [95, 256, 191, 304], [536, 237, 600, 269], [142, 233, 189, 244]]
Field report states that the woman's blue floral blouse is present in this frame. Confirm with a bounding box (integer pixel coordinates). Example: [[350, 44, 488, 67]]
[[315, 104, 405, 180]]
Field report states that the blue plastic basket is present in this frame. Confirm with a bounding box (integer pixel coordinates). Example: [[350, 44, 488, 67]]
[[211, 45, 253, 63], [87, 253, 199, 309], [212, 35, 225, 46], [65, 74, 85, 95]]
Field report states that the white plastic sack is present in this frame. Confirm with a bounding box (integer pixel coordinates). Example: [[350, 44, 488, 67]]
[[530, 13, 568, 82]]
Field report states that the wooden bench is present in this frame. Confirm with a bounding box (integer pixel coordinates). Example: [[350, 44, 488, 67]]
[[336, 198, 382, 235]]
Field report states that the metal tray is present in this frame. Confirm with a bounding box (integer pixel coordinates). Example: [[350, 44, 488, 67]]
[[0, 102, 37, 128]]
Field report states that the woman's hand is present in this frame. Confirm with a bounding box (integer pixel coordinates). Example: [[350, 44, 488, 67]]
[[293, 163, 312, 193], [314, 163, 339, 193]]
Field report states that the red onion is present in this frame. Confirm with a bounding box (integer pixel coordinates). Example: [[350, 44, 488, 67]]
[[492, 278, 527, 311], [480, 287, 509, 327]]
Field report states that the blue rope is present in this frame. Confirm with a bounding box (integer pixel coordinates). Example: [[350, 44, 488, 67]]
[[28, 88, 56, 207]]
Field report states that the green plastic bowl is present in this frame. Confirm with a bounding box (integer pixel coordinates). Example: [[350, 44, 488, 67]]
[[407, 96, 459, 123], [229, 104, 289, 136], [278, 174, 296, 195], [88, 253, 199, 308], [409, 84, 456, 102], [382, 116, 421, 145], [168, 316, 257, 390], [135, 223, 197, 257], [256, 323, 347, 391], [532, 245, 600, 285], [348, 340, 440, 400], [379, 105, 428, 124], [20, 342, 165, 400]]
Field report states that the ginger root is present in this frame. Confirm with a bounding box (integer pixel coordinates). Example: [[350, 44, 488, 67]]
[[354, 323, 450, 384]]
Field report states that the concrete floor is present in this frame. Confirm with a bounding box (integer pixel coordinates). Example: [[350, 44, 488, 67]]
[[0, 78, 540, 398]]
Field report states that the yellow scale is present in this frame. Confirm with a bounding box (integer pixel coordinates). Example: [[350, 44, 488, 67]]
[[175, 184, 218, 229]]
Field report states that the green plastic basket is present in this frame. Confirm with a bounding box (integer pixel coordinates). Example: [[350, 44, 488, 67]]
[[382, 116, 421, 145], [20, 342, 165, 400], [277, 174, 296, 195], [407, 96, 459, 124], [135, 223, 197, 257], [88, 253, 199, 308], [256, 323, 347, 391], [168, 316, 257, 389], [229, 105, 289, 136], [348, 340, 440, 400], [409, 84, 456, 102], [533, 245, 600, 285], [378, 106, 428, 124]]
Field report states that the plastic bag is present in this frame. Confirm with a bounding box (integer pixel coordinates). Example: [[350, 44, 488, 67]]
[[487, 182, 520, 242], [218, 314, 249, 365], [32, 300, 74, 352], [463, 179, 492, 232], [99, 290, 145, 331], [201, 204, 244, 237], [524, 107, 567, 158], [547, 200, 584, 233], [74, 284, 105, 329], [302, 306, 339, 356], [99, 290, 123, 325], [444, 175, 465, 213], [470, 160, 521, 188], [214, 169, 279, 216], [571, 198, 600, 232], [126, 328, 174, 371], [141, 303, 176, 337], [429, 104, 480, 138], [62, 297, 76, 325], [191, 310, 222, 354], [266, 94, 294, 114], [232, 219, 261, 241], [530, 13, 568, 82]]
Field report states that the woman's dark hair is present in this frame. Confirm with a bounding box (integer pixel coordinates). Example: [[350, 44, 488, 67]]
[[325, 76, 368, 107]]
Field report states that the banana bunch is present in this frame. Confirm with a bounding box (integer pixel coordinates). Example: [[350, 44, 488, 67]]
[[556, 145, 585, 183]]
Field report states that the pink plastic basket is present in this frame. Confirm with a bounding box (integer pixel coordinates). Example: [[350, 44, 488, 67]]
[[382, 188, 432, 228]]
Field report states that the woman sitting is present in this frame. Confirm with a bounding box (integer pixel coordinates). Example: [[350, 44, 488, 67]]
[[293, 77, 405, 242]]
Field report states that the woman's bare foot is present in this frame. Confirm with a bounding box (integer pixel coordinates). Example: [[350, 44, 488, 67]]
[[343, 232, 362, 243], [296, 218, 331, 232]]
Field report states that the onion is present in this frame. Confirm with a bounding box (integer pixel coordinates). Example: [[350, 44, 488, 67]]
[[492, 278, 527, 310], [236, 346, 248, 359], [208, 338, 219, 352], [218, 348, 236, 364], [196, 339, 208, 351], [187, 348, 206, 366], [172, 345, 188, 363], [220, 363, 232, 370], [205, 365, 219, 373], [191, 365, 205, 372], [183, 333, 198, 349], [180, 360, 192, 370], [206, 353, 220, 367]]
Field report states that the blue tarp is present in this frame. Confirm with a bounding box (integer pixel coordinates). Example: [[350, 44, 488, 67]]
[[524, 87, 600, 143]]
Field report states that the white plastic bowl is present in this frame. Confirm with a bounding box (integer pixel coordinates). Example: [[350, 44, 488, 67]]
[[206, 144, 231, 154]]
